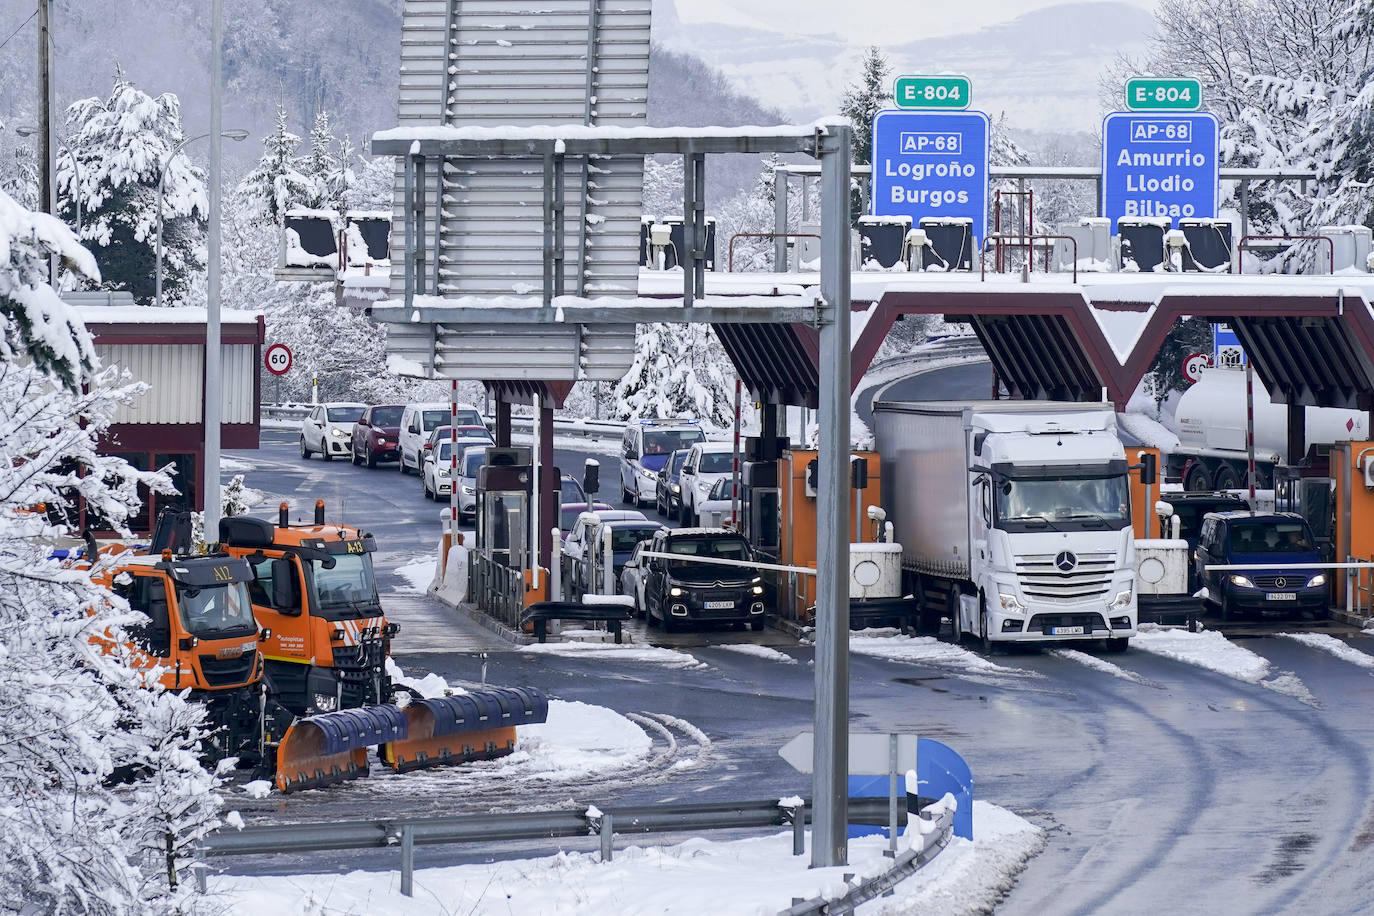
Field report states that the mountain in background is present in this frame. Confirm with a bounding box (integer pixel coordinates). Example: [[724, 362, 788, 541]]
[[654, 1, 1156, 134]]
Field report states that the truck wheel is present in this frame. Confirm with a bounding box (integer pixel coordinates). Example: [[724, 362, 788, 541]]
[[1184, 462, 1211, 492], [949, 591, 964, 645], [1105, 637, 1129, 653], [979, 598, 1000, 655], [1213, 463, 1240, 490]]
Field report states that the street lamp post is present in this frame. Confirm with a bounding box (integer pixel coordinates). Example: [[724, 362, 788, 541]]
[[155, 128, 248, 307], [14, 125, 81, 235]]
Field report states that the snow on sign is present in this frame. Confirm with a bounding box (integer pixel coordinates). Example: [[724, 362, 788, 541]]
[[1101, 111, 1218, 233], [1183, 352, 1211, 384], [871, 109, 989, 242], [264, 343, 292, 376]]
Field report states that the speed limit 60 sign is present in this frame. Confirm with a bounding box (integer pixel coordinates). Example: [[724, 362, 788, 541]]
[[1182, 352, 1211, 384], [265, 343, 293, 376]]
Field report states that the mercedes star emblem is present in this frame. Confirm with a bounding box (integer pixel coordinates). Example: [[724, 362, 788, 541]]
[[1055, 551, 1078, 572], [1275, 577, 1286, 588]]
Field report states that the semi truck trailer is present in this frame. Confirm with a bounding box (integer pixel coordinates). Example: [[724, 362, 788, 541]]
[[872, 400, 1138, 650]]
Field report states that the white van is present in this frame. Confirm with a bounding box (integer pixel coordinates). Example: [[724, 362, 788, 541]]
[[398, 402, 482, 474], [619, 419, 706, 506]]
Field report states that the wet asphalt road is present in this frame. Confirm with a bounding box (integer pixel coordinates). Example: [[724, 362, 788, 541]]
[[220, 372, 1374, 913]]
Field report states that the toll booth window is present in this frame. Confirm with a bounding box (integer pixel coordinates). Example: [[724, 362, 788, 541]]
[[310, 554, 381, 619], [155, 453, 198, 515], [177, 581, 257, 638], [120, 576, 171, 657], [750, 490, 781, 552]]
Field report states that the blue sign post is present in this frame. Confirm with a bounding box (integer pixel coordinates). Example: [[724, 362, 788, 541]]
[[1101, 111, 1219, 232], [871, 110, 990, 243]]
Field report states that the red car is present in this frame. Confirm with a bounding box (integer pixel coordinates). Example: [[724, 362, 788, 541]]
[[351, 405, 404, 467]]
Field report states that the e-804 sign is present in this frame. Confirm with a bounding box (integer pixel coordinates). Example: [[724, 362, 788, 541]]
[[892, 75, 972, 110], [1125, 77, 1203, 111]]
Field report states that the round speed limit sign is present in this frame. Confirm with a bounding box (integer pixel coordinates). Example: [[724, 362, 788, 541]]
[[1182, 352, 1211, 384], [265, 343, 293, 376]]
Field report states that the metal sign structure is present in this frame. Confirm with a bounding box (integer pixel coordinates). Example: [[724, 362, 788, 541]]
[[264, 343, 292, 376], [870, 109, 990, 243], [1124, 77, 1203, 111], [779, 732, 917, 775], [1213, 322, 1246, 368], [892, 74, 971, 110], [1101, 111, 1219, 232]]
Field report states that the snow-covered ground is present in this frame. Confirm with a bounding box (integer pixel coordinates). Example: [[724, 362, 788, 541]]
[[846, 629, 1035, 678], [1278, 632, 1374, 669], [715, 644, 798, 664], [392, 554, 434, 593], [213, 799, 1042, 915], [1049, 648, 1153, 685], [522, 641, 709, 670], [1132, 624, 1316, 704]]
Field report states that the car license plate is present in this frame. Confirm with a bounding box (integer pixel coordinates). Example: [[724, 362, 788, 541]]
[[1265, 592, 1297, 601], [705, 600, 734, 609], [1051, 626, 1085, 636]]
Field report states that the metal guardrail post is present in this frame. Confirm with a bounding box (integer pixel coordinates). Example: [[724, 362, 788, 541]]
[[400, 825, 415, 897], [600, 814, 614, 863]]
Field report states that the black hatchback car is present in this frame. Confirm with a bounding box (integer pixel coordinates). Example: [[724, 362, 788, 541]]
[[1194, 511, 1327, 620], [642, 528, 766, 631]]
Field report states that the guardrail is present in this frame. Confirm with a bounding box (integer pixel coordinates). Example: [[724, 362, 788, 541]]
[[196, 795, 947, 900], [469, 551, 526, 629]]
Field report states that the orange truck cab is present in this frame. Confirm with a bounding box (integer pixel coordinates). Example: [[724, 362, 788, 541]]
[[92, 551, 265, 764], [218, 502, 398, 719]]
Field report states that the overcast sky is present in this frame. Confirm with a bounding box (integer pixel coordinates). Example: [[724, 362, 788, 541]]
[[679, 0, 1157, 44]]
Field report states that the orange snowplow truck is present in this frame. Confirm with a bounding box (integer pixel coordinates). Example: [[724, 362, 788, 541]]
[[85, 545, 267, 766], [218, 500, 398, 720]]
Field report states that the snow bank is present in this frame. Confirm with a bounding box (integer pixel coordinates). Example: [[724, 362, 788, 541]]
[[215, 799, 1041, 915], [500, 699, 652, 781], [1133, 624, 1315, 703], [847, 629, 1033, 677], [522, 641, 707, 670], [1278, 632, 1374, 669], [385, 658, 464, 699], [392, 554, 434, 594], [1049, 648, 1150, 684], [716, 644, 798, 664]]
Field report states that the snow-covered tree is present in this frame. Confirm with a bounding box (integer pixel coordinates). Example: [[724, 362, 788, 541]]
[[240, 100, 311, 224], [60, 73, 207, 304], [344, 152, 395, 213], [0, 187, 221, 912], [612, 323, 737, 432], [839, 46, 892, 166], [301, 110, 338, 210]]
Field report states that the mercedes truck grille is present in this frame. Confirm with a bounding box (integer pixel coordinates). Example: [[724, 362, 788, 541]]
[[1015, 551, 1116, 603]]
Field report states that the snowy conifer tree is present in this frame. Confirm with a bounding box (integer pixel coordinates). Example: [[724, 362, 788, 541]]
[[241, 100, 311, 224], [60, 73, 207, 304], [301, 110, 338, 210], [612, 323, 737, 431], [838, 46, 892, 166], [0, 187, 221, 912]]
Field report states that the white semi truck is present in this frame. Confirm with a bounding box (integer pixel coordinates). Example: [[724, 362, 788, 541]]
[[1169, 369, 1367, 490], [871, 400, 1138, 651]]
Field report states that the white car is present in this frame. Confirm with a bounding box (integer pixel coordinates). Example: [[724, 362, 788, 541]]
[[677, 441, 735, 525], [696, 476, 742, 529], [299, 402, 366, 461], [619, 541, 652, 617], [619, 419, 705, 507], [422, 437, 490, 500], [399, 402, 481, 475], [454, 445, 488, 522], [563, 509, 646, 598]]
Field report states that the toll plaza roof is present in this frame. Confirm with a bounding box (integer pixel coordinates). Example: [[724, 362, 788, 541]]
[[637, 269, 1374, 411]]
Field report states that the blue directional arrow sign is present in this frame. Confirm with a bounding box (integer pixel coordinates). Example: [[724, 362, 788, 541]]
[[1101, 111, 1219, 233], [871, 109, 989, 242]]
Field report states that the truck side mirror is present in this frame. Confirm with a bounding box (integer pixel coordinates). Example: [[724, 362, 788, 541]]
[[1138, 453, 1158, 486], [271, 558, 300, 613]]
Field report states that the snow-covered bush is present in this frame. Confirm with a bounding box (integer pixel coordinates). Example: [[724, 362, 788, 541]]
[[0, 187, 220, 912]]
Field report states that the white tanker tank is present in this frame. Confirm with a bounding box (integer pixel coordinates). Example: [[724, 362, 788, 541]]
[[1168, 368, 1367, 489]]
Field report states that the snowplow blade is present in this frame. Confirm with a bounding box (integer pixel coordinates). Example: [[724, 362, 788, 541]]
[[379, 687, 548, 774], [275, 705, 408, 793]]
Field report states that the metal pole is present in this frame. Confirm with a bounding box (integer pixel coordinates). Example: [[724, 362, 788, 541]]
[[400, 825, 414, 897], [600, 814, 614, 863], [888, 734, 899, 857], [203, 0, 224, 538], [732, 380, 742, 529], [450, 379, 458, 539], [1240, 180, 1250, 244], [1246, 361, 1256, 506], [812, 124, 852, 869], [774, 168, 788, 271], [39, 0, 56, 283]]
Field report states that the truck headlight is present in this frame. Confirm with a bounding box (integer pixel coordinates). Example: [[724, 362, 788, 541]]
[[1307, 574, 1327, 588], [1229, 575, 1254, 588], [1108, 589, 1133, 610], [997, 590, 1024, 613]]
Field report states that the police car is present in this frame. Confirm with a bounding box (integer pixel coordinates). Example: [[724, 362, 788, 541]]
[[619, 419, 706, 507]]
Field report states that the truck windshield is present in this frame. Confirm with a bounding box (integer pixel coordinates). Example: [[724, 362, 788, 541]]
[[310, 554, 382, 619], [995, 474, 1130, 531], [176, 581, 258, 638]]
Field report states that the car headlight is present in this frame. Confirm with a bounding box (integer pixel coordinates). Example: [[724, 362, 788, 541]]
[[671, 484, 680, 493], [640, 469, 656, 480], [669, 586, 683, 597], [752, 584, 765, 595], [461, 485, 475, 496], [1229, 574, 1254, 588], [997, 590, 1025, 613], [331, 427, 348, 438], [1307, 574, 1327, 588], [438, 469, 449, 478], [1108, 589, 1133, 610]]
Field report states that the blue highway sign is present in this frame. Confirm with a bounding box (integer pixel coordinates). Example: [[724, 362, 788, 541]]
[[871, 109, 989, 242], [1101, 111, 1218, 232]]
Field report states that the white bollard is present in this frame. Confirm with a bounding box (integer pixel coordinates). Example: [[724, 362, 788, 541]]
[[602, 527, 614, 595]]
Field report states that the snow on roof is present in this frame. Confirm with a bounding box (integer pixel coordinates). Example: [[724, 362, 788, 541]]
[[373, 119, 847, 145], [73, 305, 263, 325], [1088, 304, 1155, 363], [669, 526, 745, 537]]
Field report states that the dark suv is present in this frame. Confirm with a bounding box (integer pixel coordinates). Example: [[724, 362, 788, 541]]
[[1159, 492, 1250, 589], [654, 449, 690, 518], [642, 528, 766, 631], [1195, 511, 1326, 620], [351, 405, 403, 468]]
